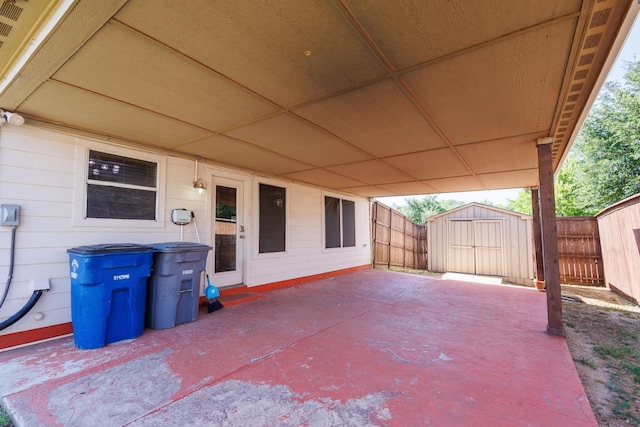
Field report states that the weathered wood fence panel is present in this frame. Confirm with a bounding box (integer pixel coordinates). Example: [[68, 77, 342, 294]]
[[372, 202, 427, 269], [596, 194, 640, 303], [556, 217, 604, 286]]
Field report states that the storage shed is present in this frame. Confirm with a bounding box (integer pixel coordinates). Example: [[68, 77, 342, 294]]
[[427, 203, 534, 285]]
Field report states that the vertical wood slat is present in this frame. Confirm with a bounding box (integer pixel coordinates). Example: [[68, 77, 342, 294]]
[[596, 194, 640, 303], [371, 202, 427, 270], [556, 217, 604, 286]]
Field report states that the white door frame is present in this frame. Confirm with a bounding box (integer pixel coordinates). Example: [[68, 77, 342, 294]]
[[211, 176, 247, 287]]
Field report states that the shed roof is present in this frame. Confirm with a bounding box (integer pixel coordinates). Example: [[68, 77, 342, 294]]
[[0, 0, 637, 198], [426, 202, 533, 222]]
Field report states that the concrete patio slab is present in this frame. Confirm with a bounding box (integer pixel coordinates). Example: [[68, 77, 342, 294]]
[[0, 269, 596, 426]]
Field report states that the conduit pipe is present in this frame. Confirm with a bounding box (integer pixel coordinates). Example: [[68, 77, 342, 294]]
[[0, 291, 43, 331]]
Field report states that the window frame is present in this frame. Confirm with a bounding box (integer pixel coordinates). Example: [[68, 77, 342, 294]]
[[323, 193, 357, 250], [257, 181, 288, 255], [73, 142, 166, 228]]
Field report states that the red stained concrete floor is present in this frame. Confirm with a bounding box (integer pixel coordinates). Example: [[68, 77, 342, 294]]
[[0, 269, 596, 426]]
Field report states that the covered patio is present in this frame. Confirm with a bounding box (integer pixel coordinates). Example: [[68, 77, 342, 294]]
[[0, 270, 595, 426], [1, 1, 638, 342]]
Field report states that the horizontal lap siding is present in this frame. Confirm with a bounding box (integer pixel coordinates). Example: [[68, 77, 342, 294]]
[[0, 126, 210, 336], [246, 181, 371, 287], [1, 125, 372, 339]]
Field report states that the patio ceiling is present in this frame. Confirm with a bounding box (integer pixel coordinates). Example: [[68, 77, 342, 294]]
[[0, 0, 637, 198]]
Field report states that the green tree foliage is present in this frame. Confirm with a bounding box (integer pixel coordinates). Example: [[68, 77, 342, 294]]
[[506, 189, 533, 215], [395, 195, 463, 223], [554, 156, 592, 216], [563, 59, 640, 214]]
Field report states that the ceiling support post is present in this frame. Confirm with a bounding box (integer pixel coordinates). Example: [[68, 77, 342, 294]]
[[536, 138, 564, 337], [531, 187, 545, 290]]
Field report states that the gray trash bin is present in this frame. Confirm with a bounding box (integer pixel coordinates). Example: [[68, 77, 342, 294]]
[[146, 242, 213, 329]]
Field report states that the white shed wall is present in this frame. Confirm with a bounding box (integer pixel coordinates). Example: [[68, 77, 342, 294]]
[[0, 126, 371, 337], [427, 204, 533, 285]]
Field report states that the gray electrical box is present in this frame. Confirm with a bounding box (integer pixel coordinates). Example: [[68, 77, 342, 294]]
[[1, 204, 19, 226], [171, 209, 192, 225]]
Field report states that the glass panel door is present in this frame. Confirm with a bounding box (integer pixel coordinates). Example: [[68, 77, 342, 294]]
[[212, 177, 244, 287], [215, 186, 237, 273]]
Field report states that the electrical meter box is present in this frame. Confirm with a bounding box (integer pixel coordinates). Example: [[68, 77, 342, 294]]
[[1, 204, 19, 226], [171, 209, 192, 225]]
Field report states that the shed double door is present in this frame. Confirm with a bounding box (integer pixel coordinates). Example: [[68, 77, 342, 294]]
[[448, 220, 504, 276]]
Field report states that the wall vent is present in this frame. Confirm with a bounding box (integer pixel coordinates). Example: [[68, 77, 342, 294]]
[[0, 21, 12, 37], [574, 69, 588, 80], [570, 83, 584, 92], [0, 2, 24, 21], [583, 33, 602, 49], [590, 9, 611, 28], [578, 53, 595, 66]]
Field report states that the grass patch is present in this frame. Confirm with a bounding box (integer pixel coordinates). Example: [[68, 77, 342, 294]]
[[574, 357, 598, 369], [623, 363, 640, 383], [0, 403, 13, 427], [594, 344, 637, 360], [617, 329, 639, 341], [387, 267, 441, 277]]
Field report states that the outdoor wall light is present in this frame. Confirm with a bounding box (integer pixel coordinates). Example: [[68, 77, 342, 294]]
[[0, 110, 25, 126], [193, 158, 207, 196], [193, 178, 207, 195]]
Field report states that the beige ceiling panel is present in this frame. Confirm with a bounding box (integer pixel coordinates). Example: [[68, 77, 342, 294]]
[[117, 0, 386, 108], [280, 169, 364, 189], [19, 81, 206, 147], [223, 113, 371, 167], [456, 135, 542, 175], [343, 0, 581, 70], [423, 176, 485, 193], [402, 19, 575, 145], [328, 160, 416, 185], [477, 169, 540, 190], [178, 135, 309, 176], [344, 186, 396, 198], [383, 148, 470, 180], [377, 181, 439, 196], [51, 21, 278, 132], [294, 79, 447, 157]]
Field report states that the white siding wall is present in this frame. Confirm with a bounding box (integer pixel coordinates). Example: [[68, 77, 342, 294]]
[[0, 126, 371, 337], [427, 204, 533, 285], [245, 183, 370, 287]]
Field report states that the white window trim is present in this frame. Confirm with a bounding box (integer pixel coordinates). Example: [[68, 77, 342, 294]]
[[254, 178, 289, 258], [322, 191, 357, 251], [73, 142, 166, 228]]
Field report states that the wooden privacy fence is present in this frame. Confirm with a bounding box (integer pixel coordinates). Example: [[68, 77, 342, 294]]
[[556, 217, 604, 286], [596, 194, 640, 303], [372, 202, 427, 270]]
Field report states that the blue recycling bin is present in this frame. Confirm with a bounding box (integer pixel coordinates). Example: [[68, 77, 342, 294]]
[[67, 244, 155, 349]]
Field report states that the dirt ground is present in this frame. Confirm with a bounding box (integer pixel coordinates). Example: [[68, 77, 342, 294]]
[[561, 284, 640, 426]]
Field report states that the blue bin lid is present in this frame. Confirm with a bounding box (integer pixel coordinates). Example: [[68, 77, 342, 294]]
[[67, 243, 155, 255], [149, 242, 213, 252]]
